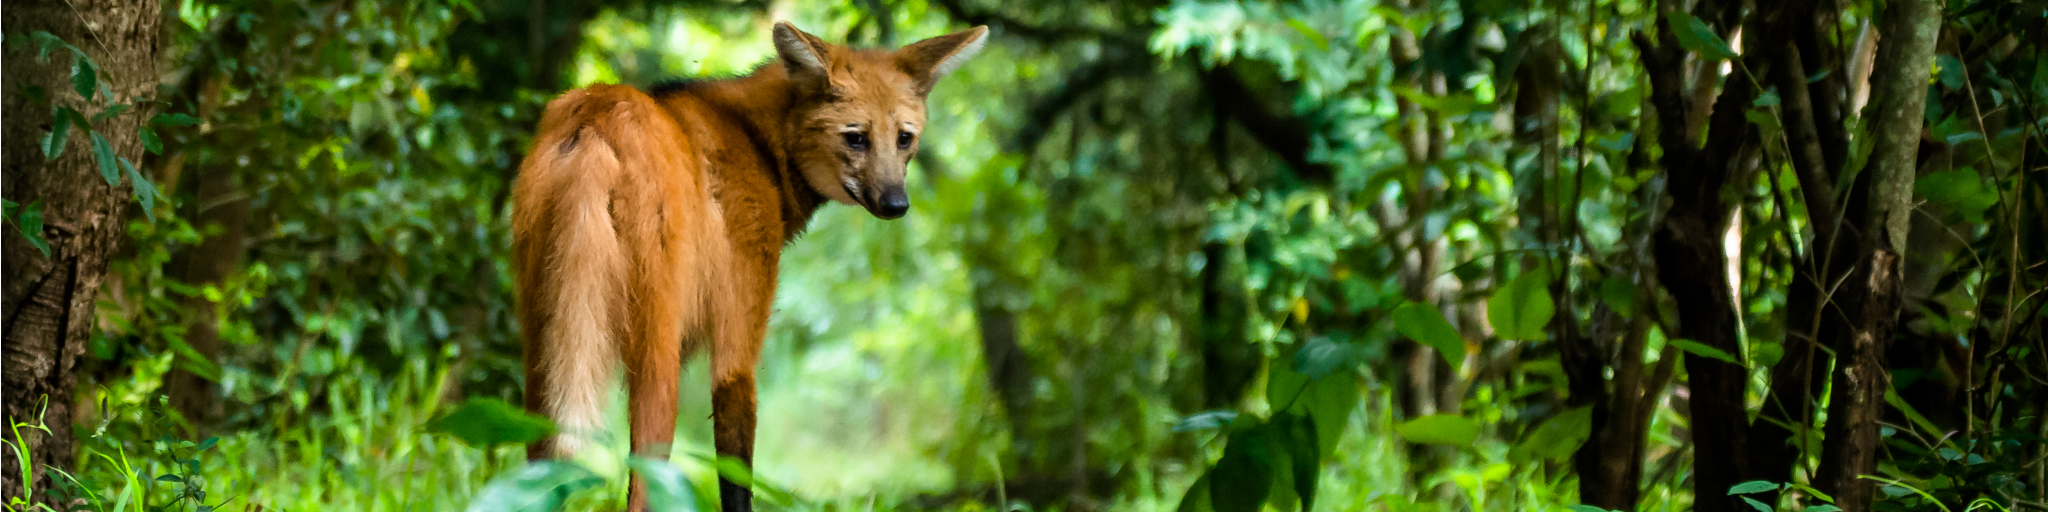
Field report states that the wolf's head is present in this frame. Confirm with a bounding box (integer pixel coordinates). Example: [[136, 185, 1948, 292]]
[[773, 21, 987, 220]]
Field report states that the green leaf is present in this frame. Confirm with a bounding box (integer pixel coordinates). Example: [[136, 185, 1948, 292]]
[[1753, 89, 1781, 107], [626, 457, 701, 512], [71, 53, 96, 101], [1211, 426, 1273, 512], [1394, 414, 1479, 446], [1729, 480, 1780, 495], [1936, 55, 1964, 89], [1177, 472, 1214, 512], [1285, 19, 1329, 50], [428, 398, 555, 448], [1173, 410, 1240, 432], [91, 103, 130, 123], [17, 201, 49, 257], [1292, 337, 1350, 379], [1567, 506, 1615, 512], [1393, 302, 1465, 368], [1599, 278, 1637, 318], [1486, 267, 1554, 341], [1742, 496, 1772, 512], [1751, 341, 1783, 368], [32, 31, 63, 61], [1672, 338, 1738, 364], [122, 157, 156, 222], [1302, 375, 1356, 461], [1915, 169, 1983, 204], [151, 113, 203, 127], [1274, 414, 1319, 511], [43, 107, 73, 160], [1664, 11, 1738, 60], [139, 126, 162, 154], [463, 461, 602, 512], [1509, 406, 1592, 463], [90, 131, 119, 187], [1805, 505, 1842, 512]]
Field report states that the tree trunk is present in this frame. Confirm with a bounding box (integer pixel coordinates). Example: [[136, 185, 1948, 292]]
[[1815, 0, 1940, 509], [164, 171, 249, 426], [1638, 1, 1761, 508], [2, 0, 161, 504]]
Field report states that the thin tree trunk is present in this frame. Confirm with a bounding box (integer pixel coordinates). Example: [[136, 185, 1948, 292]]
[[1815, 0, 1940, 509], [2, 0, 161, 504]]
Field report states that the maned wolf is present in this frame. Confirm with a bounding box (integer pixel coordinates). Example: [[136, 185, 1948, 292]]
[[511, 21, 988, 512]]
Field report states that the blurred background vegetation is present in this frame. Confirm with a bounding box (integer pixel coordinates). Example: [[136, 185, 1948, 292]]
[[3, 0, 2044, 510]]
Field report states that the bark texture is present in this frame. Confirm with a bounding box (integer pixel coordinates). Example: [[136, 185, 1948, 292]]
[[1815, 0, 1940, 509], [2, 0, 161, 504]]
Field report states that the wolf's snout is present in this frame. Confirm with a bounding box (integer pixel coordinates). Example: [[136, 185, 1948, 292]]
[[876, 185, 909, 219]]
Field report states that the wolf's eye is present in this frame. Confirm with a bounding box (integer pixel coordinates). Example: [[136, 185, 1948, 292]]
[[897, 131, 915, 150], [843, 132, 869, 151]]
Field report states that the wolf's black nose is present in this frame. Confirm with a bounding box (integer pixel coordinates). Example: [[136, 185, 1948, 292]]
[[877, 186, 910, 219]]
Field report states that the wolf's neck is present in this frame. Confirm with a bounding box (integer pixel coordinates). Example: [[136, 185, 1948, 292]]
[[668, 65, 828, 240]]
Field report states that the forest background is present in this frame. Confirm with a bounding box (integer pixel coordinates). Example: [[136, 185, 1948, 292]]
[[2, 0, 2044, 510]]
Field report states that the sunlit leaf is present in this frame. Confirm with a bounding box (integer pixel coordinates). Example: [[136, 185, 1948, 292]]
[[1395, 414, 1479, 446], [1672, 338, 1738, 364]]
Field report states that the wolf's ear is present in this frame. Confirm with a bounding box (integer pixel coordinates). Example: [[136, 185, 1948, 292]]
[[773, 22, 833, 95], [894, 25, 988, 95]]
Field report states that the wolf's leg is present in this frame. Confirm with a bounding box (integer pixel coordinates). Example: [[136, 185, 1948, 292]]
[[713, 253, 775, 512]]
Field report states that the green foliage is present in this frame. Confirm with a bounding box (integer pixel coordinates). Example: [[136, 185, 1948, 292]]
[[429, 398, 555, 449], [1486, 267, 1553, 341], [465, 461, 605, 512], [1393, 303, 1466, 368], [1664, 11, 1738, 61], [1394, 414, 1480, 446]]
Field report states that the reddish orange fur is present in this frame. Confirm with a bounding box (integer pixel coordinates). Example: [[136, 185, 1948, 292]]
[[512, 22, 986, 512]]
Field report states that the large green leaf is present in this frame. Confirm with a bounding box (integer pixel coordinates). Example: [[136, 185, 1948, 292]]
[[464, 461, 602, 512], [1176, 472, 1214, 512], [1211, 426, 1274, 512], [1275, 414, 1319, 511], [1393, 302, 1466, 368], [1510, 406, 1592, 463], [428, 397, 554, 448], [1303, 376, 1356, 461], [1395, 414, 1480, 446], [1487, 268, 1554, 341], [627, 457, 702, 512]]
